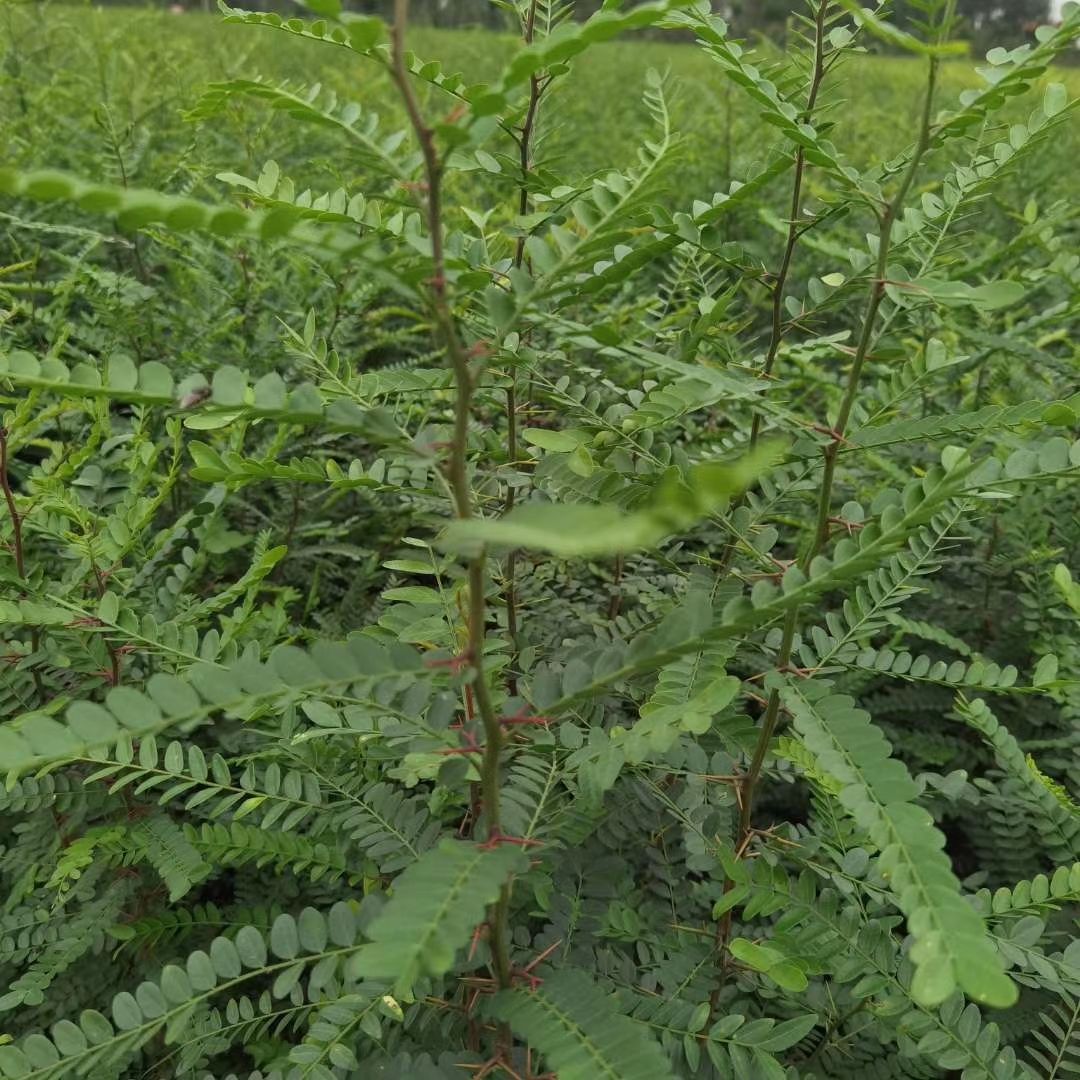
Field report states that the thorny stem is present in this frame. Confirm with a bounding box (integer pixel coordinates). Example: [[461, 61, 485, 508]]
[[713, 9, 950, 1003], [0, 426, 44, 701], [274, 483, 303, 581], [0, 427, 25, 580], [809, 38, 942, 558], [749, 0, 830, 450], [744, 42, 944, 847], [607, 553, 624, 621], [391, 0, 512, 993], [715, 2, 830, 588], [100, 106, 151, 289], [504, 0, 543, 696], [513, 1, 541, 272], [90, 561, 123, 687]]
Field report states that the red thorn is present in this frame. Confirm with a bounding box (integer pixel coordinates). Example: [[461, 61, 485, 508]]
[[778, 664, 818, 679], [468, 921, 487, 962], [479, 831, 543, 851], [425, 650, 473, 675], [498, 707, 552, 728], [437, 730, 484, 756], [510, 968, 544, 991], [810, 423, 852, 447], [827, 515, 864, 535]]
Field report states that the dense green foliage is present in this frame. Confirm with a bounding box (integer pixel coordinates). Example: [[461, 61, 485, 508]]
[[1, 0, 1080, 1077]]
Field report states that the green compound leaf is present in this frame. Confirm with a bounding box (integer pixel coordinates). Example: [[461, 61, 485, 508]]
[[442, 445, 781, 557], [783, 680, 1017, 1008], [0, 637, 419, 775], [492, 967, 676, 1080], [349, 840, 526, 996]]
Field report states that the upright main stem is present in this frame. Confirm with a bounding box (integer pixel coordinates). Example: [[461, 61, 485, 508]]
[[716, 16, 948, 991], [707, 13, 833, 1012], [391, 0, 510, 991], [749, 0, 830, 450], [716, 3, 830, 589], [738, 44, 942, 852], [0, 427, 26, 580], [504, 0, 542, 696], [0, 427, 44, 700]]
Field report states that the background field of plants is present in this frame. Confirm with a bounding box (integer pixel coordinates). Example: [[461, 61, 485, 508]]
[[1, 1, 1080, 1078]]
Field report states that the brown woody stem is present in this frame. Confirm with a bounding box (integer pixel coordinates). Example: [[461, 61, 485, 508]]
[[503, 0, 544, 697], [714, 3, 948, 1003], [391, 0, 511, 993], [1, 426, 44, 700], [749, 0, 830, 450]]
